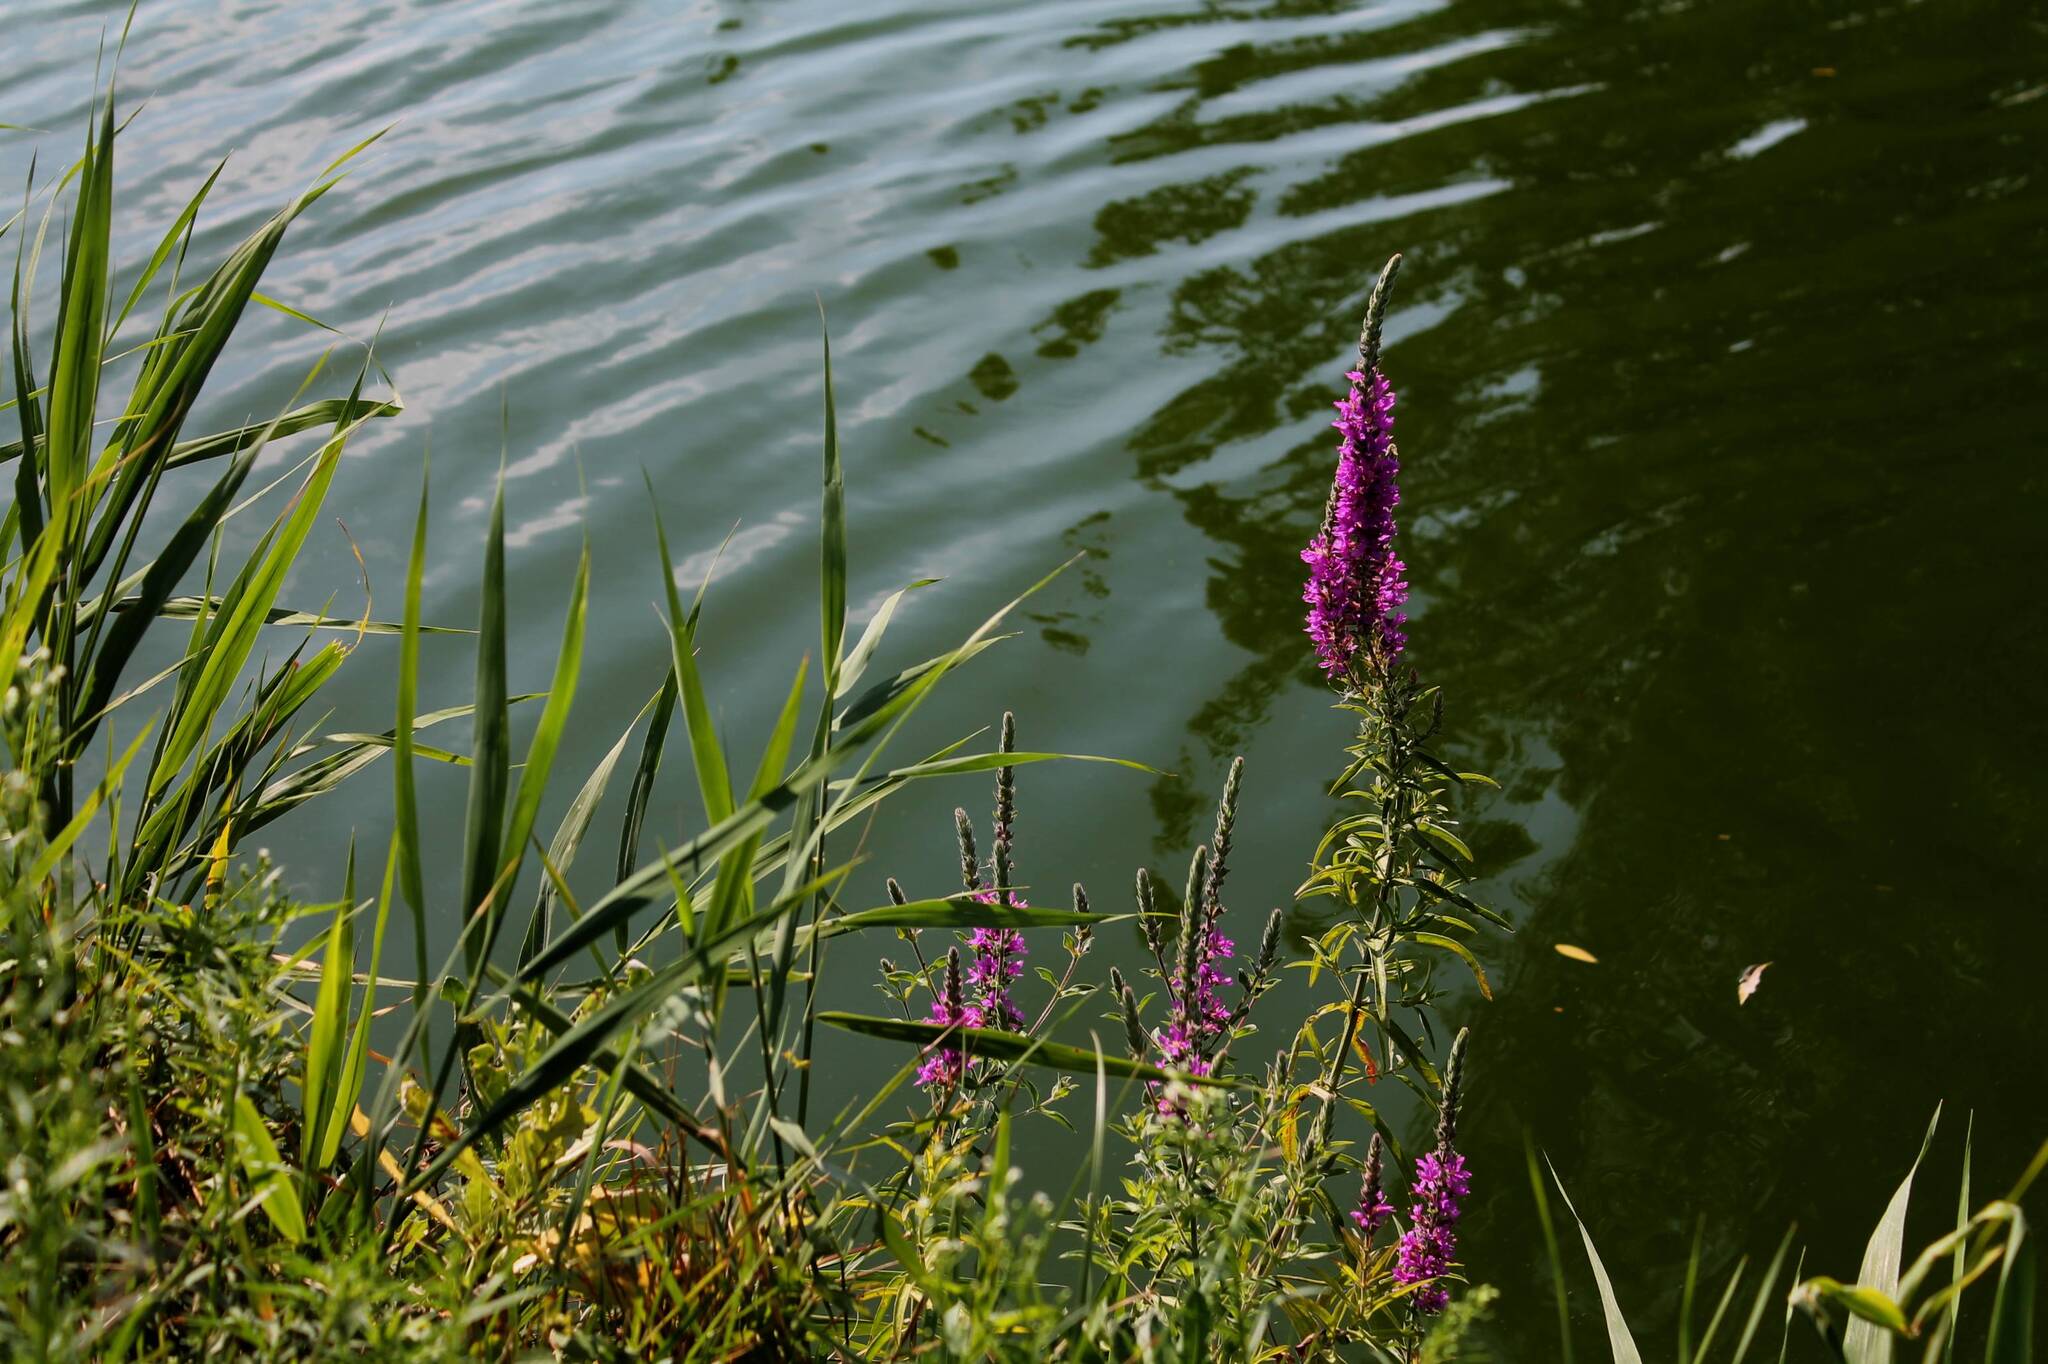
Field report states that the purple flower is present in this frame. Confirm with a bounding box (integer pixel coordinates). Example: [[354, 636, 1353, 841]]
[[1301, 366, 1407, 680], [916, 948, 978, 1089], [967, 891, 1027, 1031], [1392, 1147, 1470, 1313], [1353, 1133, 1393, 1237], [1150, 901, 1235, 1115]]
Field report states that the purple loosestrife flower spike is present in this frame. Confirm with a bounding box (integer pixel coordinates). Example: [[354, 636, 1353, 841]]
[[1392, 1028, 1472, 1313], [993, 713, 1017, 904], [1302, 254, 1409, 681], [954, 809, 981, 893], [1353, 1132, 1394, 1238], [965, 891, 1028, 1032], [1175, 846, 1208, 1013], [1205, 756, 1244, 930], [918, 948, 974, 1089], [1136, 868, 1165, 962], [1109, 966, 1148, 1061]]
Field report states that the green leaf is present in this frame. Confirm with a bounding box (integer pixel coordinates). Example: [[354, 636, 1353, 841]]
[[1846, 1107, 1940, 1364], [818, 310, 846, 686], [490, 540, 588, 956], [1984, 1214, 2034, 1364], [231, 1093, 305, 1245], [460, 466, 510, 968], [817, 1011, 1243, 1088], [1547, 1156, 1645, 1364], [300, 883, 355, 1169], [1412, 931, 1493, 1001]]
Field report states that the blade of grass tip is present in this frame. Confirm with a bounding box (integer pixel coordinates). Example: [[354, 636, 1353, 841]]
[[1780, 1250, 1808, 1364], [649, 497, 735, 835], [1944, 1113, 1972, 1359], [1845, 1106, 1941, 1364], [1527, 1133, 1577, 1364], [615, 669, 676, 951], [519, 686, 657, 968], [1733, 1225, 1798, 1364], [1683, 1217, 1705, 1364], [1546, 1154, 1644, 1364], [1693, 1253, 1750, 1364], [459, 458, 509, 974], [44, 89, 114, 516]]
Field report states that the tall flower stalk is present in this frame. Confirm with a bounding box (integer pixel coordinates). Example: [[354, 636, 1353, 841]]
[[1294, 256, 1505, 1334]]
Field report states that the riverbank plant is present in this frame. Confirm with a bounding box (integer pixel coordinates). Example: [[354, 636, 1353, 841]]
[[2, 73, 2039, 1364]]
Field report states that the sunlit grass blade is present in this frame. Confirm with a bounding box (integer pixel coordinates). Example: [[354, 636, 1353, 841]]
[[1547, 1155, 1645, 1364], [1845, 1107, 1940, 1364], [146, 396, 371, 795], [518, 682, 657, 966], [231, 1092, 305, 1245]]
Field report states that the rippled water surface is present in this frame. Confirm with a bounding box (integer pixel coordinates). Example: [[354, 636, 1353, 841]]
[[8, 0, 2046, 1350]]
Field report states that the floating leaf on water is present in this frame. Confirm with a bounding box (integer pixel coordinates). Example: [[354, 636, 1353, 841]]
[[1554, 943, 1598, 964], [1738, 961, 1771, 1005]]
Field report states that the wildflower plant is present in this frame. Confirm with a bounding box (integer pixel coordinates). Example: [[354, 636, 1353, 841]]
[[1293, 254, 1509, 1340]]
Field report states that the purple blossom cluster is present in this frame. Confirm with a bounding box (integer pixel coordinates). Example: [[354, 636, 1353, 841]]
[[914, 893, 1030, 1090], [1150, 921, 1233, 1111], [1351, 1133, 1394, 1236], [964, 894, 1027, 1031], [1301, 365, 1407, 680], [1392, 1148, 1471, 1313]]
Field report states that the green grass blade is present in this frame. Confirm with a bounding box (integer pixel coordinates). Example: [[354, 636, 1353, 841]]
[[146, 409, 362, 794], [486, 539, 588, 963], [1527, 1133, 1577, 1364], [515, 562, 1070, 984], [518, 679, 653, 966], [834, 579, 936, 700], [1984, 1212, 2034, 1364], [231, 1092, 305, 1245], [322, 840, 396, 1171], [818, 1011, 1243, 1088], [459, 465, 510, 970], [300, 858, 356, 1169], [1546, 1156, 1645, 1364], [1846, 1107, 1941, 1364], [649, 497, 734, 828], [1734, 1226, 1799, 1364], [394, 463, 429, 1021], [818, 309, 845, 687]]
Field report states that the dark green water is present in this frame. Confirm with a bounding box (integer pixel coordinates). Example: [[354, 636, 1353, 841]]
[[8, 0, 2046, 1352]]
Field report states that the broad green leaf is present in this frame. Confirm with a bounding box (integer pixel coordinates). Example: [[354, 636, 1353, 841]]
[[231, 1093, 305, 1244], [1846, 1108, 1940, 1364]]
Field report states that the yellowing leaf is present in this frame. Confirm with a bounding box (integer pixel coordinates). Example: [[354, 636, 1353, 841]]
[[1554, 943, 1599, 964]]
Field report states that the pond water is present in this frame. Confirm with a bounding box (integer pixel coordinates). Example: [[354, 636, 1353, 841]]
[[8, 0, 2046, 1352]]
